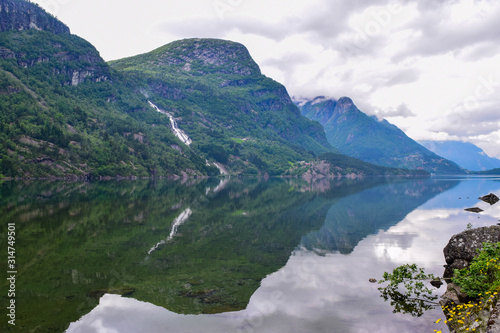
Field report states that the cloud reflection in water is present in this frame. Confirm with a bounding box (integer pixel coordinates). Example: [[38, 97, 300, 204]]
[[67, 179, 500, 333]]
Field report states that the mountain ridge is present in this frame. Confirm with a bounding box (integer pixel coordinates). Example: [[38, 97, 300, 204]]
[[0, 1, 430, 178], [112, 38, 262, 77], [296, 96, 465, 174], [419, 140, 500, 171], [109, 38, 339, 176], [0, 4, 214, 179]]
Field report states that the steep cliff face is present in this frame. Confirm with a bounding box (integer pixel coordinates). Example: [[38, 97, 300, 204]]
[[297, 96, 465, 175], [0, 0, 108, 86], [0, 29, 110, 86], [0, 0, 70, 34]]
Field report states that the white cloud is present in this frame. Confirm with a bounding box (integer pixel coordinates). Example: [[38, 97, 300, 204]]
[[376, 103, 416, 118]]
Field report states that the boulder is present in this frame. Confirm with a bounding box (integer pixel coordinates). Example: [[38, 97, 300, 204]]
[[465, 207, 484, 213], [430, 278, 444, 288], [441, 226, 500, 332], [443, 226, 500, 278], [439, 282, 471, 307], [479, 193, 500, 206]]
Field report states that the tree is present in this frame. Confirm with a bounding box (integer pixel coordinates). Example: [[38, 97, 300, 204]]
[[378, 264, 439, 317]]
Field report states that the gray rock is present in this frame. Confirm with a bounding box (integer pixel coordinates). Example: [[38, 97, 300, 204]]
[[480, 193, 500, 206], [0, 0, 70, 34], [440, 282, 470, 307], [443, 226, 500, 277], [486, 302, 500, 333], [465, 207, 484, 213], [430, 278, 443, 288], [441, 226, 500, 331]]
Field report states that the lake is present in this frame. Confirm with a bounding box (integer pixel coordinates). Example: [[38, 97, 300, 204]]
[[2, 176, 500, 333]]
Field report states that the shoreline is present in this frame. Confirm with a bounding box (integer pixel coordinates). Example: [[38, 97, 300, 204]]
[[440, 225, 500, 332]]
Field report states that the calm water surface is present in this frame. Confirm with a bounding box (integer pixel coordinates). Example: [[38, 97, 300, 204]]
[[2, 176, 500, 333]]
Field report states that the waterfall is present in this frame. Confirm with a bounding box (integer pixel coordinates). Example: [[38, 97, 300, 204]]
[[148, 101, 192, 146]]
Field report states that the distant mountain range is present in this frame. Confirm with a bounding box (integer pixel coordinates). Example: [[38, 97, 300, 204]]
[[296, 96, 465, 174], [0, 0, 431, 178], [419, 140, 500, 171]]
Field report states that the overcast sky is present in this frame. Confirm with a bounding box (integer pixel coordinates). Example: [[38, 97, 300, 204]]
[[32, 0, 500, 158]]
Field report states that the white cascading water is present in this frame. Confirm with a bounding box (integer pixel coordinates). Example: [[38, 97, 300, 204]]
[[148, 101, 192, 146], [149, 101, 228, 176]]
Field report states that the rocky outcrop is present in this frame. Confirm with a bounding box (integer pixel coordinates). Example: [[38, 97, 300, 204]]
[[3, 40, 111, 86], [441, 226, 500, 332], [487, 305, 500, 333], [443, 226, 500, 278], [0, 1, 110, 86], [0, 0, 70, 34], [480, 193, 500, 205], [147, 38, 261, 77], [440, 282, 471, 306]]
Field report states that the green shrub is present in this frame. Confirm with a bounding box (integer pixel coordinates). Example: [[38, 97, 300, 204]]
[[452, 242, 500, 298], [378, 263, 438, 317]]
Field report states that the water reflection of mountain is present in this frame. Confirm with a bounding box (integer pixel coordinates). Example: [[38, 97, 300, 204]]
[[0, 179, 323, 332], [300, 179, 459, 254], [0, 177, 453, 332]]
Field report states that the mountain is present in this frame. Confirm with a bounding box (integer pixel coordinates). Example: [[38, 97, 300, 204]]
[[476, 168, 500, 175], [0, 0, 326, 178], [296, 96, 465, 174], [109, 38, 335, 176], [0, 1, 427, 179], [0, 0, 69, 35], [0, 0, 215, 178], [419, 140, 500, 171]]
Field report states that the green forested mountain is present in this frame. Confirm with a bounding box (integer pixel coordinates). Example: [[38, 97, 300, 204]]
[[297, 96, 465, 174], [109, 38, 335, 176], [0, 0, 427, 178], [0, 1, 213, 178], [475, 168, 500, 175]]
